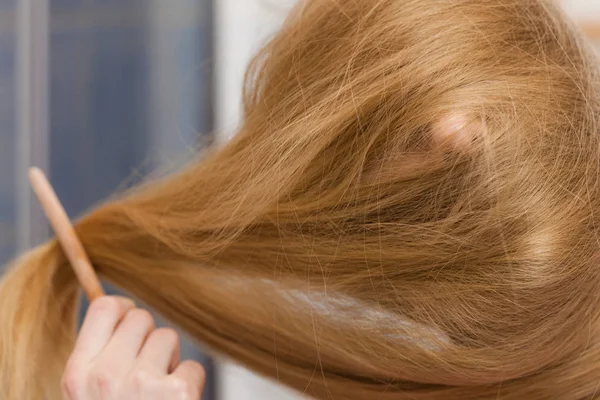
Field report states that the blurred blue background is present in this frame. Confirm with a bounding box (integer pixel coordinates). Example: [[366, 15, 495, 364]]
[[0, 1, 15, 263], [0, 1, 215, 398]]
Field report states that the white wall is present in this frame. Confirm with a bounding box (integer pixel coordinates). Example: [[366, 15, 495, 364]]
[[214, 1, 305, 400], [214, 0, 297, 141], [563, 0, 600, 20], [212, 1, 600, 400]]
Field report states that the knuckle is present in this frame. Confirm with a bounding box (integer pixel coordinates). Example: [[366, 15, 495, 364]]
[[130, 369, 152, 391], [169, 377, 192, 398], [91, 369, 117, 397], [168, 361, 205, 399], [153, 328, 179, 346], [127, 308, 155, 329], [61, 364, 84, 397]]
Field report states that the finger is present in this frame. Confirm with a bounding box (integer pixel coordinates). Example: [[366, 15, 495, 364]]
[[100, 308, 155, 367], [70, 296, 135, 363], [168, 361, 205, 399], [136, 328, 181, 374]]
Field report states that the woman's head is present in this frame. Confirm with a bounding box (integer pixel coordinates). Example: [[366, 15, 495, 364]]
[[2, 1, 600, 399]]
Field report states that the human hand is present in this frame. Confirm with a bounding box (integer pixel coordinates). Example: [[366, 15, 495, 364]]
[[61, 296, 205, 399]]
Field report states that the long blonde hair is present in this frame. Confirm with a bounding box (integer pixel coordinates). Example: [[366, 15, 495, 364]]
[[2, 0, 600, 398]]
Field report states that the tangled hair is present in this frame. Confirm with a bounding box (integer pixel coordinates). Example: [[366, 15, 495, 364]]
[[2, 0, 600, 398]]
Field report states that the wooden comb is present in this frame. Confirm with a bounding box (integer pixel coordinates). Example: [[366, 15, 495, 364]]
[[29, 167, 104, 301]]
